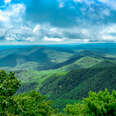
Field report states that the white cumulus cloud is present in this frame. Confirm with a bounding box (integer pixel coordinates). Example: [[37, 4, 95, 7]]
[[4, 0, 11, 4], [33, 24, 41, 33], [44, 36, 63, 42]]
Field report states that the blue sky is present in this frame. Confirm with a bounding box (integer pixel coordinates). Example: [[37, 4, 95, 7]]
[[0, 0, 116, 44]]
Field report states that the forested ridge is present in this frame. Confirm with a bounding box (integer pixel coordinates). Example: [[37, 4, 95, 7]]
[[0, 45, 116, 115], [40, 63, 116, 100], [0, 70, 116, 116]]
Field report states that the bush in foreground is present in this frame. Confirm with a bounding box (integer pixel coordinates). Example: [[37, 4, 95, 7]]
[[0, 70, 54, 116], [64, 89, 116, 116], [0, 70, 116, 116]]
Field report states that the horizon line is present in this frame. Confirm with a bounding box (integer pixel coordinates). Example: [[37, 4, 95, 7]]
[[0, 42, 116, 46]]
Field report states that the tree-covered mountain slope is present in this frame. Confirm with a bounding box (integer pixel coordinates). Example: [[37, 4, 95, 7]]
[[1, 70, 116, 116], [1, 44, 116, 71], [15, 55, 104, 93], [0, 46, 74, 70], [39, 60, 116, 100], [0, 44, 116, 102]]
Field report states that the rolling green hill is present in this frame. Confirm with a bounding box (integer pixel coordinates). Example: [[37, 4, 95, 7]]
[[1, 44, 116, 110], [0, 46, 75, 70], [15, 55, 104, 93], [40, 60, 116, 100]]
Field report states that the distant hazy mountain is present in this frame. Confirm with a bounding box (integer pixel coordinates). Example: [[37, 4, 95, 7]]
[[0, 43, 116, 70], [0, 46, 74, 70], [0, 43, 116, 101]]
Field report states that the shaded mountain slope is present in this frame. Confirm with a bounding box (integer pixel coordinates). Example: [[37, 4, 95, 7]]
[[0, 45, 116, 70], [39, 60, 116, 100], [0, 46, 74, 70], [1, 44, 116, 101]]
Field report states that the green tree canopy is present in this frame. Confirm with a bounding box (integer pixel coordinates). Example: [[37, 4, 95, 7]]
[[0, 70, 54, 116], [0, 70, 21, 97], [0, 70, 116, 116], [14, 91, 54, 116], [64, 89, 116, 116]]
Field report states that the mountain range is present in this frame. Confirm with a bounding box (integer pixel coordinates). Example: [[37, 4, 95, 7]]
[[0, 43, 116, 109]]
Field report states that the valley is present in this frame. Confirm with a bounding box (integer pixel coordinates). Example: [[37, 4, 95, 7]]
[[1, 43, 116, 110]]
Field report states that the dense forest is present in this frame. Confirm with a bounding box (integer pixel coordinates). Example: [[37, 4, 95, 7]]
[[0, 70, 116, 116]]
